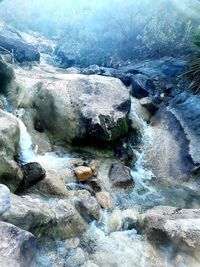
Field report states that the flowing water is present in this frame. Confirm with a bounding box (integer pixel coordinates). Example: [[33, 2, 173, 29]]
[[1, 94, 200, 267]]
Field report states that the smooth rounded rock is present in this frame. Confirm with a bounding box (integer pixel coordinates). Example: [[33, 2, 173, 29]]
[[75, 166, 93, 182], [96, 192, 112, 209]]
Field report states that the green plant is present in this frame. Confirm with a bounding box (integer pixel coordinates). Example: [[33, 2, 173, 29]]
[[184, 31, 200, 93]]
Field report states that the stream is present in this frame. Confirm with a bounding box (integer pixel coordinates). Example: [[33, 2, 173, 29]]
[[1, 94, 200, 267]]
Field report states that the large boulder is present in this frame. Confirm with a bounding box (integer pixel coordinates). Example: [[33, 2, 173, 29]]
[[0, 221, 38, 267], [32, 75, 131, 144], [169, 92, 200, 165], [0, 110, 22, 190], [144, 107, 194, 182], [1, 193, 87, 239], [142, 206, 200, 260], [145, 92, 200, 182]]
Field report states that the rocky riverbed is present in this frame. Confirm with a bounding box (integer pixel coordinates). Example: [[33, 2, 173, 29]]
[[0, 36, 200, 267]]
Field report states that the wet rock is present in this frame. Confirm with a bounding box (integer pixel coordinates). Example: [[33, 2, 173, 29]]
[[88, 159, 99, 176], [0, 221, 37, 267], [87, 179, 102, 193], [35, 170, 68, 196], [144, 107, 194, 181], [142, 206, 200, 260], [73, 190, 101, 223], [115, 136, 138, 166], [0, 184, 10, 215], [0, 28, 40, 63], [131, 74, 156, 99], [55, 48, 75, 68], [0, 110, 22, 191], [1, 193, 87, 239], [129, 97, 150, 131], [96, 191, 112, 209], [139, 97, 159, 114], [108, 209, 139, 232], [0, 60, 14, 94], [32, 75, 130, 144], [69, 158, 85, 167], [65, 247, 86, 267], [82, 64, 101, 75], [113, 71, 132, 86], [75, 166, 93, 182], [169, 92, 200, 165], [109, 163, 133, 188], [0, 99, 3, 109], [16, 162, 46, 192]]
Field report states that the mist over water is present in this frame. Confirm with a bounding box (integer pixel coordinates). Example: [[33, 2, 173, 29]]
[[1, 0, 200, 66]]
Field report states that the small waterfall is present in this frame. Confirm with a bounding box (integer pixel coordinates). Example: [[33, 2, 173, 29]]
[[129, 98, 155, 196], [16, 109, 71, 168], [16, 109, 36, 163], [1, 95, 12, 112]]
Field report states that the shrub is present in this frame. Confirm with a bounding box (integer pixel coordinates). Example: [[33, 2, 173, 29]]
[[183, 30, 200, 93]]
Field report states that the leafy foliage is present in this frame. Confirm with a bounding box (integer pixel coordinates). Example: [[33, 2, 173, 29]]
[[184, 31, 200, 93]]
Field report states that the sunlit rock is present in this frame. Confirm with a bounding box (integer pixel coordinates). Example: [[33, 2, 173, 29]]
[[96, 191, 112, 209], [75, 166, 93, 182], [31, 75, 131, 144]]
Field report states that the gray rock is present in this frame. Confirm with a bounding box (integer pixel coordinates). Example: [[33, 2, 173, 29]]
[[1, 193, 87, 239], [144, 107, 194, 181], [32, 75, 131, 144], [35, 170, 68, 196], [16, 162, 46, 193], [142, 206, 200, 260], [109, 163, 133, 188], [55, 49, 75, 68], [121, 57, 187, 79], [0, 221, 37, 267], [0, 184, 10, 215], [72, 190, 101, 223], [0, 110, 23, 191], [169, 92, 200, 165], [0, 26, 40, 63], [139, 97, 159, 114], [131, 74, 156, 99]]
